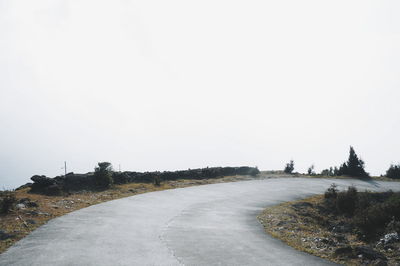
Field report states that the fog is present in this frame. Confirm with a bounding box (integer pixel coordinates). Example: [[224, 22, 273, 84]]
[[1, 0, 400, 188]]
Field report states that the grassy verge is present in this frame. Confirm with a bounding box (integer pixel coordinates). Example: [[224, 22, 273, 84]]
[[258, 190, 400, 265]]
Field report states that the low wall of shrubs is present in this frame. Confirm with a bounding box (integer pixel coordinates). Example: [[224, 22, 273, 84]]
[[27, 166, 260, 195]]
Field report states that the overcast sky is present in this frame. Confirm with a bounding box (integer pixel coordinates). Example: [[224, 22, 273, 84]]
[[1, 0, 400, 188]]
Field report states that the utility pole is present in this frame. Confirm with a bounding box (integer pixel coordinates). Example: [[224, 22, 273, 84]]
[[64, 161, 67, 176], [119, 164, 121, 173]]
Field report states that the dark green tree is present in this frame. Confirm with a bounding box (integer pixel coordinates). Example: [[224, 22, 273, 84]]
[[321, 167, 334, 176], [386, 164, 400, 179], [94, 162, 114, 188], [307, 165, 315, 175], [284, 160, 295, 174], [337, 146, 369, 178]]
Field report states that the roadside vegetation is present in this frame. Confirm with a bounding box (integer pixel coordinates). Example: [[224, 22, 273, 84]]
[[287, 146, 400, 181], [258, 185, 400, 265], [284, 146, 370, 177]]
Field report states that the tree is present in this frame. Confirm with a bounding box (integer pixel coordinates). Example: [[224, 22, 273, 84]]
[[153, 175, 161, 186], [321, 167, 334, 176], [386, 164, 400, 179], [337, 147, 369, 178], [307, 165, 315, 175], [94, 162, 114, 188], [284, 160, 295, 174]]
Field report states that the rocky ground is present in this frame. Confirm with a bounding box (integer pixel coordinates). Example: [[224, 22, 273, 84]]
[[258, 195, 400, 266]]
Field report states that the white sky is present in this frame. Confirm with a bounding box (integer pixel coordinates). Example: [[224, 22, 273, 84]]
[[1, 0, 400, 188]]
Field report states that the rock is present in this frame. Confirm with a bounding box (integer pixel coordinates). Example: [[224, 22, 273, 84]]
[[372, 259, 388, 266], [355, 246, 386, 261], [0, 230, 14, 240], [321, 238, 336, 246], [331, 222, 352, 233], [18, 198, 38, 208], [24, 210, 39, 216], [334, 234, 347, 242], [383, 245, 394, 251], [276, 221, 288, 226], [378, 232, 399, 246], [26, 219, 36, 225], [15, 203, 26, 210], [18, 198, 30, 204], [334, 246, 353, 256], [26, 201, 38, 207]]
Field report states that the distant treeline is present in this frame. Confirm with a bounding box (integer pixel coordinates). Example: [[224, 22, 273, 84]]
[[284, 146, 400, 180], [25, 166, 260, 195]]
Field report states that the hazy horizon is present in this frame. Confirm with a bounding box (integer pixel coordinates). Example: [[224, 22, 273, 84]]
[[1, 0, 400, 189]]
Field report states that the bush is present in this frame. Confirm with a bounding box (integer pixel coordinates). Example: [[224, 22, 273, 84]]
[[0, 191, 17, 214], [336, 186, 358, 216], [321, 184, 400, 241], [324, 185, 358, 216], [324, 183, 338, 199], [386, 164, 400, 179], [248, 167, 260, 176], [354, 192, 400, 240], [284, 160, 295, 174], [94, 162, 114, 188], [386, 218, 400, 234], [355, 204, 390, 240]]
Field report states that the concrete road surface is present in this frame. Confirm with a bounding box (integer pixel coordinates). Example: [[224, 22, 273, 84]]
[[1, 177, 400, 266]]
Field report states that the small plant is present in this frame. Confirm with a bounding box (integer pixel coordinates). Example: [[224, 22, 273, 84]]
[[284, 160, 295, 174], [324, 183, 338, 199], [0, 190, 17, 214], [94, 162, 114, 188], [386, 164, 400, 179]]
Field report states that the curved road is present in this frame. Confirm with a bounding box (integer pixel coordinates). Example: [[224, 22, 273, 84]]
[[1, 178, 400, 266]]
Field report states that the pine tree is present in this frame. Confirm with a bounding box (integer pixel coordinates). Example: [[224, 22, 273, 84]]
[[386, 164, 400, 179], [284, 160, 295, 174], [338, 146, 369, 178]]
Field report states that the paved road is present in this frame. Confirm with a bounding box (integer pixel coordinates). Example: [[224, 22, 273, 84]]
[[2, 178, 400, 266]]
